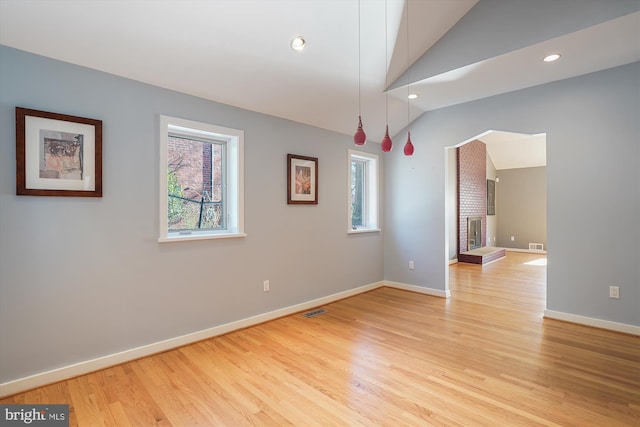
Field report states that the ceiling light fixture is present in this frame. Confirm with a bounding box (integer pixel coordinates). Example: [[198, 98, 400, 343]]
[[353, 0, 366, 146], [543, 53, 561, 62], [408, 93, 418, 100], [403, 0, 414, 157], [380, 0, 393, 153], [291, 36, 306, 51]]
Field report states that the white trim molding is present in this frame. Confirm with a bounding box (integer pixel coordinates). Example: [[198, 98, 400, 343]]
[[505, 247, 547, 254], [544, 310, 640, 336], [0, 281, 383, 398], [384, 281, 451, 298]]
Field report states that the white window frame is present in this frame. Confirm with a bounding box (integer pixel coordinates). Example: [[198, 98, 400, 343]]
[[159, 115, 245, 242], [348, 149, 380, 233]]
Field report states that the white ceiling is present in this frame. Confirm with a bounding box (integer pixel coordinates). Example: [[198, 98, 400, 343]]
[[1, 0, 638, 168], [479, 131, 546, 170]]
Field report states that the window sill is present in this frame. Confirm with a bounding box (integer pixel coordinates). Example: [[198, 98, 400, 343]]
[[158, 232, 247, 243], [347, 228, 381, 235]]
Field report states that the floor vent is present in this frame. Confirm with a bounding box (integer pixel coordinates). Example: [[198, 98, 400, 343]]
[[529, 243, 544, 251], [303, 309, 327, 318]]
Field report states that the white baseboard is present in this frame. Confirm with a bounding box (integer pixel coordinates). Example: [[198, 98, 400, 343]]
[[505, 247, 547, 254], [448, 258, 458, 265], [544, 310, 640, 336], [0, 281, 384, 398], [385, 281, 451, 298]]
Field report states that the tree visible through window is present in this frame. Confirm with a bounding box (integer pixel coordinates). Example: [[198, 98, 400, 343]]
[[348, 150, 379, 232], [167, 135, 224, 231], [159, 115, 244, 242], [351, 159, 366, 228]]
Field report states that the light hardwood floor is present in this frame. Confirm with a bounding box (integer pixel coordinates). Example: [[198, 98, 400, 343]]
[[2, 252, 639, 426]]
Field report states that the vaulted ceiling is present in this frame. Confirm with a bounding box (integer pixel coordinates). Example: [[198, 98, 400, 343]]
[[1, 0, 638, 166]]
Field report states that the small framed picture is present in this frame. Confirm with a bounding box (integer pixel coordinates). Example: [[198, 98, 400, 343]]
[[487, 179, 495, 215], [287, 154, 318, 204], [16, 107, 102, 197]]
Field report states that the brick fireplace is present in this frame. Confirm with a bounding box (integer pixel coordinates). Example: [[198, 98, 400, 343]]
[[457, 139, 487, 255]]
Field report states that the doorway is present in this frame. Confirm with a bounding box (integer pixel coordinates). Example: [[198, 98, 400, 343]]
[[444, 130, 547, 296]]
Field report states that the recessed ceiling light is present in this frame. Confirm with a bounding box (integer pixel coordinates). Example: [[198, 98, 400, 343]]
[[543, 53, 561, 62], [291, 36, 306, 51], [408, 93, 418, 100]]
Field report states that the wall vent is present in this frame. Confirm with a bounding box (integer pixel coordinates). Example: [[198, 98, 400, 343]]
[[303, 309, 327, 318], [529, 243, 544, 251]]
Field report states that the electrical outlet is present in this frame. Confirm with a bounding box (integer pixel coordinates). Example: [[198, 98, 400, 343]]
[[609, 286, 619, 299], [263, 280, 270, 292], [409, 260, 415, 270], [511, 236, 515, 241]]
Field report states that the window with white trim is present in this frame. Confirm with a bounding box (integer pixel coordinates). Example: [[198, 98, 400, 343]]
[[348, 149, 379, 233], [159, 115, 245, 242]]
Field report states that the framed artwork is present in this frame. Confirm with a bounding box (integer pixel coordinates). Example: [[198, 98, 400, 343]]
[[287, 154, 318, 204], [487, 179, 495, 215], [16, 107, 102, 197]]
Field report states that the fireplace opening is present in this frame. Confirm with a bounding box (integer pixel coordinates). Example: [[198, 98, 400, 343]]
[[468, 217, 482, 251]]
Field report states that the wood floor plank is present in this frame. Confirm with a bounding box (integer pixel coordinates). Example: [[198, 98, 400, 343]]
[[2, 252, 639, 426]]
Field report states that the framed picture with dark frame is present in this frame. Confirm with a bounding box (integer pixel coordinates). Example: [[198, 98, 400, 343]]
[[287, 154, 318, 204], [16, 107, 102, 197], [487, 179, 496, 215]]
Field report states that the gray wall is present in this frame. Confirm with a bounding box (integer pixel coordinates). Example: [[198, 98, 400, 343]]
[[0, 46, 384, 383], [496, 167, 546, 249], [385, 61, 639, 327], [446, 148, 458, 260], [486, 154, 497, 247]]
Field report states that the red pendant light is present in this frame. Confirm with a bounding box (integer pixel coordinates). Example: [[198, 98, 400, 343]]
[[381, 125, 393, 152], [354, 115, 366, 145], [404, 131, 414, 155]]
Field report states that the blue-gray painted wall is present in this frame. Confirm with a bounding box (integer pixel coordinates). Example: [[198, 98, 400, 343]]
[[385, 60, 640, 326], [0, 46, 384, 383]]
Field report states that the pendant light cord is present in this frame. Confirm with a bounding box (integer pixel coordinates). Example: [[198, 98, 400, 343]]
[[358, 0, 361, 116], [403, 0, 414, 156], [385, 0, 388, 124], [406, 0, 410, 126]]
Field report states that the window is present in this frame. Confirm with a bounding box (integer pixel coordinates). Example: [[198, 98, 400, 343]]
[[159, 115, 245, 242], [348, 149, 379, 233]]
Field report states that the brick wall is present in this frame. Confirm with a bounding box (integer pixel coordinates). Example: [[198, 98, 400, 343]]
[[168, 137, 222, 202], [202, 144, 213, 197], [457, 140, 487, 254]]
